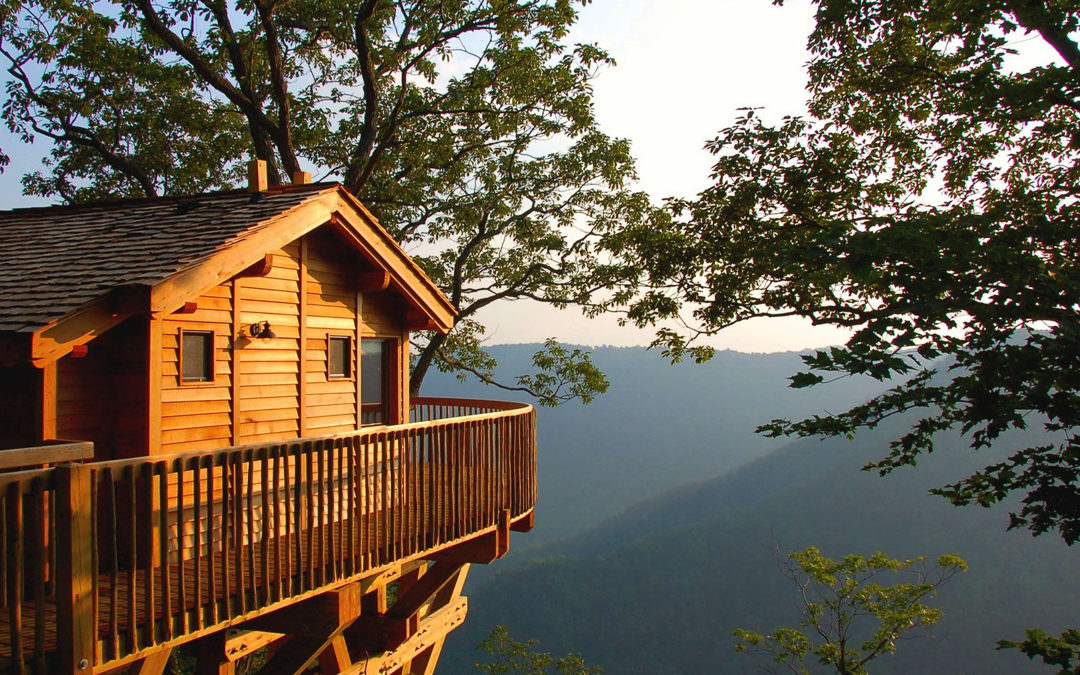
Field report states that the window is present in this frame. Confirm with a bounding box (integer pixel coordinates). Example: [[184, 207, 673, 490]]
[[361, 339, 391, 425], [180, 330, 214, 383], [327, 335, 352, 379]]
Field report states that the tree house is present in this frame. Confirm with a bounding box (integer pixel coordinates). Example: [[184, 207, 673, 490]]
[[0, 167, 537, 674]]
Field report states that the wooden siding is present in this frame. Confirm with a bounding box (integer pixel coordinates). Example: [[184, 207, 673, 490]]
[[305, 232, 359, 435], [237, 243, 302, 445], [155, 225, 411, 455], [161, 285, 234, 454]]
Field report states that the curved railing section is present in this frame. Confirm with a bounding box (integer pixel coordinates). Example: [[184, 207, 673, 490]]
[[0, 397, 536, 672]]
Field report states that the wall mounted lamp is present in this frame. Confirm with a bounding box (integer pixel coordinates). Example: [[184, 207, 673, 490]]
[[248, 321, 276, 339]]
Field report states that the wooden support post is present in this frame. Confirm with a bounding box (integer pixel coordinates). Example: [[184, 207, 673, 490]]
[[55, 463, 95, 674], [127, 648, 172, 675], [251, 583, 363, 675], [37, 361, 57, 442]]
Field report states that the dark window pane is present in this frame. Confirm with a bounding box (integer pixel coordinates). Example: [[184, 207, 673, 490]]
[[181, 331, 213, 382], [328, 336, 351, 378], [361, 339, 388, 425]]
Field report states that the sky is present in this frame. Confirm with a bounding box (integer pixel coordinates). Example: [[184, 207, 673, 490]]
[[0, 0, 852, 353]]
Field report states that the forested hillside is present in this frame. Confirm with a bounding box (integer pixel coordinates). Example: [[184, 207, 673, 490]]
[[421, 345, 882, 550], [427, 345, 1080, 673]]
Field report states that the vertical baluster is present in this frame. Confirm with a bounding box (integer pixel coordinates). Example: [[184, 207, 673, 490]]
[[305, 443, 315, 591], [246, 451, 256, 611], [205, 457, 217, 627], [28, 478, 45, 671], [272, 449, 282, 603], [157, 462, 172, 642], [325, 441, 334, 583], [361, 436, 371, 570], [217, 456, 227, 624], [125, 465, 137, 653], [101, 468, 118, 661], [193, 458, 203, 632], [140, 463, 155, 647], [6, 482, 23, 675], [381, 433, 390, 564], [234, 454, 246, 615], [346, 438, 356, 576], [90, 470, 99, 660], [293, 444, 303, 596], [261, 449, 270, 606], [176, 459, 187, 636], [287, 446, 297, 597]]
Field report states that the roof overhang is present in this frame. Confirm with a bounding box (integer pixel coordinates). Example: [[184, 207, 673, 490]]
[[28, 186, 456, 367]]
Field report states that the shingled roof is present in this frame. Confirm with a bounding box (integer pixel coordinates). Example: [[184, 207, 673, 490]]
[[0, 183, 456, 366], [0, 184, 337, 333]]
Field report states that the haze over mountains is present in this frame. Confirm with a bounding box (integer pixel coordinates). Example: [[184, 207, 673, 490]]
[[422, 345, 1080, 673]]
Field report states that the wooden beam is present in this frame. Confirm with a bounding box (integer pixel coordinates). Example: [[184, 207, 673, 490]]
[[31, 298, 132, 366], [0, 441, 93, 471], [225, 630, 286, 663], [254, 584, 363, 675], [173, 301, 199, 314], [511, 508, 535, 533], [127, 648, 172, 675], [344, 598, 468, 675], [329, 194, 456, 333], [240, 582, 362, 635], [291, 171, 312, 185], [316, 635, 352, 674], [429, 514, 510, 565], [149, 195, 335, 315]]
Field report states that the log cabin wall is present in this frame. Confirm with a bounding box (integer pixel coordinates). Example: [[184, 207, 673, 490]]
[[158, 225, 410, 456]]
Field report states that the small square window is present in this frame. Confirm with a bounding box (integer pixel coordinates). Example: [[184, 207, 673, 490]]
[[328, 335, 352, 379], [180, 330, 214, 383]]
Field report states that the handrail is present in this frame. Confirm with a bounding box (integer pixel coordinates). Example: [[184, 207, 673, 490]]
[[0, 397, 537, 673]]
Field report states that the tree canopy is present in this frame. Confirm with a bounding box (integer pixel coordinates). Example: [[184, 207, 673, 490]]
[[624, 0, 1080, 544], [0, 0, 647, 399]]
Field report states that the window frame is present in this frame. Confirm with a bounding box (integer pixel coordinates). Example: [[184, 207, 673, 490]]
[[326, 334, 354, 380], [178, 328, 216, 385]]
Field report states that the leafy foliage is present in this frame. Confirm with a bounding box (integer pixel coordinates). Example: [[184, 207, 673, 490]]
[[999, 628, 1080, 674], [475, 625, 601, 674], [0, 0, 648, 399], [734, 547, 966, 674], [624, 0, 1080, 542]]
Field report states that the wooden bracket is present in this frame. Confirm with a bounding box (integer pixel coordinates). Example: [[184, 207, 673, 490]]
[[235, 254, 274, 279], [173, 301, 198, 314], [358, 269, 391, 292]]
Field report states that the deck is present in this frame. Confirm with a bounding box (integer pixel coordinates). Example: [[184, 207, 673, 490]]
[[0, 397, 536, 674]]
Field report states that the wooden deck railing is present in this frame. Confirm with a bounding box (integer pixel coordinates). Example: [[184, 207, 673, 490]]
[[0, 397, 536, 673]]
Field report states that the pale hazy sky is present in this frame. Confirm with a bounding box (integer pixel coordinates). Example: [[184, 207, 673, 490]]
[[0, 0, 851, 353]]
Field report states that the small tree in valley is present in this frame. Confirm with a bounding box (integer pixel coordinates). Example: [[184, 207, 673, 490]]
[[734, 547, 967, 674]]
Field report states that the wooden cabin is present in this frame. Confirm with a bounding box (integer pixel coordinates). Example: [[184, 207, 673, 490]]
[[0, 166, 537, 675]]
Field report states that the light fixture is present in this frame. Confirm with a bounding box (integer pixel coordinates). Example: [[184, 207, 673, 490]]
[[248, 320, 276, 339]]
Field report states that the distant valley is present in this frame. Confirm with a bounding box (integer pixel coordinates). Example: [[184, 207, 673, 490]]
[[423, 345, 1079, 673]]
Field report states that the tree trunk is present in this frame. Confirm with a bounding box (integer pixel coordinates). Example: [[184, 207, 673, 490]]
[[410, 332, 447, 398]]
